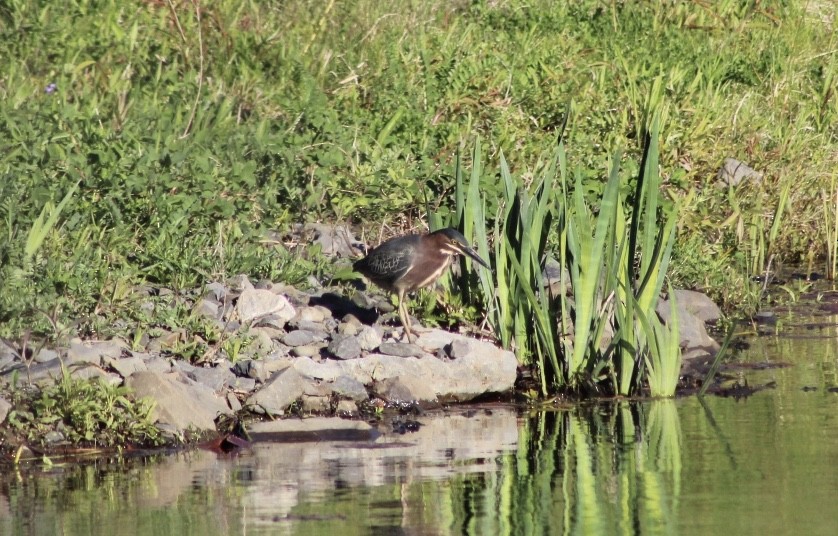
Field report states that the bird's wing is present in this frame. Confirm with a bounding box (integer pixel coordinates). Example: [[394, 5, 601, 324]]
[[366, 243, 414, 279]]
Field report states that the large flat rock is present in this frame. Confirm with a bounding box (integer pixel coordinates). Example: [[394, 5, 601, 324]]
[[126, 370, 231, 432]]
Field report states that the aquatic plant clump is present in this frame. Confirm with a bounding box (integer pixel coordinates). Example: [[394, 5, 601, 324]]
[[440, 113, 681, 397]]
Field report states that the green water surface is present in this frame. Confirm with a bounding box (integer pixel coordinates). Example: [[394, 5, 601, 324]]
[[2, 321, 837, 535]]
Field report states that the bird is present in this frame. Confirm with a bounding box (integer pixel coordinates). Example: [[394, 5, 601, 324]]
[[353, 227, 491, 343]]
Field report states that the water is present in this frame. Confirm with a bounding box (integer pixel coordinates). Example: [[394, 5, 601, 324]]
[[3, 320, 838, 536]]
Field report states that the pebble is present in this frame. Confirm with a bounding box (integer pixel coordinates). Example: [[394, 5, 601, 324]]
[[338, 322, 360, 336], [295, 306, 327, 324], [312, 305, 333, 320], [204, 282, 227, 301], [342, 314, 363, 328], [335, 399, 359, 416], [291, 344, 322, 358], [331, 375, 369, 401], [290, 320, 330, 337], [356, 326, 382, 352], [378, 342, 425, 358], [301, 395, 331, 413], [327, 335, 362, 360], [227, 274, 254, 293], [193, 298, 220, 320], [282, 330, 316, 347]]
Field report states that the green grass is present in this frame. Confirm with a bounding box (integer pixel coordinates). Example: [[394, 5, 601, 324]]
[[1, 1, 836, 384]]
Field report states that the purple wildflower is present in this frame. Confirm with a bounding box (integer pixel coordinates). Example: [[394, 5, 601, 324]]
[[45, 83, 57, 94]]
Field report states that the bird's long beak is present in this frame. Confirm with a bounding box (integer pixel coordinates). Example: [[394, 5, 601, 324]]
[[461, 245, 491, 270]]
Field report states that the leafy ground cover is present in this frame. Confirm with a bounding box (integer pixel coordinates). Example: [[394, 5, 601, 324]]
[[1, 0, 836, 354]]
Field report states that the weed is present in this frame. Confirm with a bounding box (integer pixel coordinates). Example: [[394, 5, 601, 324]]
[[3, 370, 162, 449]]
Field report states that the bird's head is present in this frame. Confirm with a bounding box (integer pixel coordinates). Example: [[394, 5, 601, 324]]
[[429, 228, 491, 269]]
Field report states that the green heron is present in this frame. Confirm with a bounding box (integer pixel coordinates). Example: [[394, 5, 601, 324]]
[[353, 227, 491, 342]]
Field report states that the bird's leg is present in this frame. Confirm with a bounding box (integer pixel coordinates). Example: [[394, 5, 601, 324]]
[[397, 289, 415, 343]]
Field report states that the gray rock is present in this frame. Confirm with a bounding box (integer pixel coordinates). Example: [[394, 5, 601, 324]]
[[335, 399, 358, 416], [291, 344, 323, 358], [337, 321, 360, 336], [680, 348, 717, 378], [265, 348, 293, 361], [147, 330, 183, 353], [657, 298, 720, 353], [253, 325, 284, 341], [0, 357, 61, 384], [682, 347, 715, 362], [155, 422, 181, 441], [125, 370, 231, 432], [236, 289, 295, 325], [104, 355, 148, 378], [717, 157, 763, 187], [303, 380, 332, 397], [271, 284, 312, 306], [445, 339, 472, 359], [375, 376, 437, 404], [282, 330, 316, 347], [142, 355, 173, 374], [254, 314, 291, 330], [69, 366, 122, 385], [244, 329, 277, 358], [293, 306, 327, 324], [67, 339, 128, 365], [193, 298, 220, 320], [226, 392, 242, 412], [301, 395, 331, 413], [0, 342, 16, 369], [132, 285, 155, 297], [204, 282, 228, 301], [378, 342, 425, 358], [133, 331, 151, 349], [288, 320, 330, 339], [303, 223, 363, 258], [222, 316, 240, 332], [356, 326, 383, 352], [229, 376, 257, 393], [543, 256, 571, 295], [0, 396, 11, 423], [312, 306, 332, 320], [44, 431, 66, 445], [331, 375, 368, 401], [172, 359, 198, 375], [227, 274, 254, 293], [342, 314, 363, 328], [246, 367, 307, 415], [672, 289, 722, 324], [139, 300, 155, 316], [232, 360, 271, 382], [327, 335, 362, 360], [187, 365, 237, 392], [254, 279, 274, 290], [34, 348, 59, 364], [291, 356, 335, 379]]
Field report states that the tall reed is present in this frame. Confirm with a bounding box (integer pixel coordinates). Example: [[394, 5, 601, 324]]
[[439, 118, 680, 395]]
